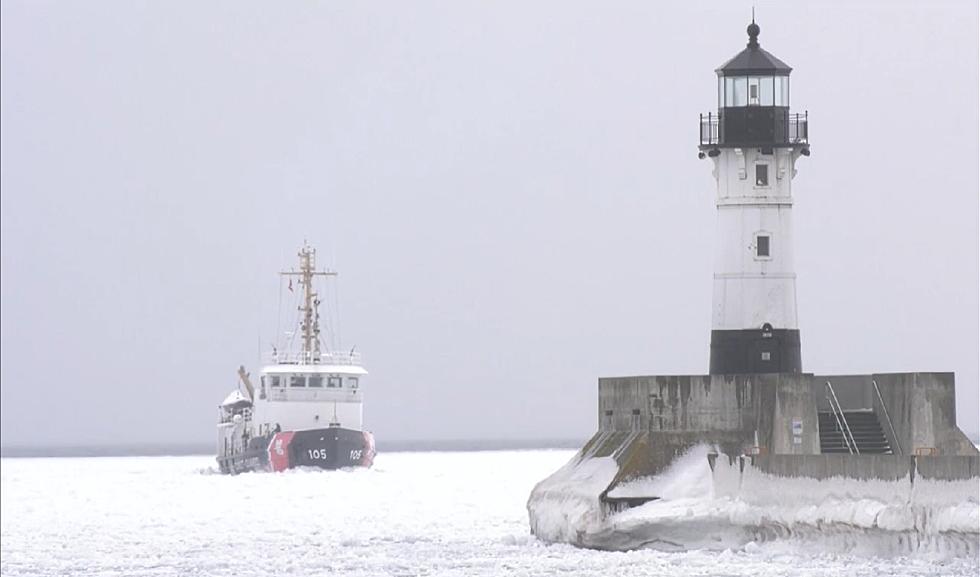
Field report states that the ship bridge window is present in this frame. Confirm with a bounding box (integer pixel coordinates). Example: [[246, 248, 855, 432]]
[[290, 375, 306, 387], [348, 377, 359, 389], [268, 376, 281, 388], [308, 375, 323, 388], [327, 376, 342, 388]]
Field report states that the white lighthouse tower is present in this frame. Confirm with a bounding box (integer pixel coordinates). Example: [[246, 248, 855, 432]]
[[699, 19, 810, 374]]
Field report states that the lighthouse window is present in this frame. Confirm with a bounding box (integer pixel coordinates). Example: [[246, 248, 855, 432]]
[[755, 164, 769, 186], [308, 376, 323, 388], [732, 77, 747, 106], [290, 375, 306, 388], [775, 76, 789, 106], [757, 235, 771, 258], [724, 76, 783, 108], [760, 77, 774, 106]]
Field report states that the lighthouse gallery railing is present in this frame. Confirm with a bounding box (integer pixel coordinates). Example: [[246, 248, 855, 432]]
[[699, 110, 808, 147]]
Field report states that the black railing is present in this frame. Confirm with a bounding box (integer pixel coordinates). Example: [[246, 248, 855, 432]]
[[788, 112, 808, 144], [700, 112, 720, 146], [699, 110, 808, 147]]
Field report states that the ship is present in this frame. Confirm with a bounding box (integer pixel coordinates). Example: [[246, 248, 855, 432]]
[[216, 243, 375, 474]]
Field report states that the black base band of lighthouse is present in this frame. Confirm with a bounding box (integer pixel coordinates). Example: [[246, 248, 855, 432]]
[[709, 327, 802, 375]]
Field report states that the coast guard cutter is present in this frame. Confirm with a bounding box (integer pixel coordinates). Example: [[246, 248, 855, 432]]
[[216, 244, 375, 474]]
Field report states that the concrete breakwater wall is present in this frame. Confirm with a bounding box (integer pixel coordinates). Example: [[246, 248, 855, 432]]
[[598, 372, 976, 458], [712, 453, 980, 483], [528, 372, 979, 550]]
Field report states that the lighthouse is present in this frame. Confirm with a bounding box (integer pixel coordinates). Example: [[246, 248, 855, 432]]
[[699, 19, 810, 374], [529, 16, 980, 551]]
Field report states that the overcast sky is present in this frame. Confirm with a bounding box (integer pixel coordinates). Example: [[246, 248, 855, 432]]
[[2, 1, 977, 447]]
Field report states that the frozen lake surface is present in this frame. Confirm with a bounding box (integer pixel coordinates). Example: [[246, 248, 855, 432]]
[[1, 450, 977, 576]]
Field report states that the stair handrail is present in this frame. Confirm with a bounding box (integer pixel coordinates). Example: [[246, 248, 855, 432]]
[[824, 394, 853, 454], [872, 379, 902, 456], [826, 381, 859, 454], [823, 395, 854, 455]]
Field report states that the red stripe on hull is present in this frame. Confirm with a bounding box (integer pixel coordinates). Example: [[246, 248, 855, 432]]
[[360, 431, 377, 467], [267, 431, 296, 472]]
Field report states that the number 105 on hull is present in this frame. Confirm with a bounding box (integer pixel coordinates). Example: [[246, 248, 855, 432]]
[[269, 427, 375, 471]]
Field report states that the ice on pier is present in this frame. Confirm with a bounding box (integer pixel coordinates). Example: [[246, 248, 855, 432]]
[[528, 445, 980, 555]]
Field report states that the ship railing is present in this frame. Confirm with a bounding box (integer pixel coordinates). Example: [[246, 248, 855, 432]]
[[266, 350, 363, 366], [219, 406, 253, 424]]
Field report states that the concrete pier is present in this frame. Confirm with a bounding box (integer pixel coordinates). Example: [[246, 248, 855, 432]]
[[527, 371, 979, 548]]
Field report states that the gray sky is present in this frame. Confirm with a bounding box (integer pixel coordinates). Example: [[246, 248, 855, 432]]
[[2, 1, 977, 447]]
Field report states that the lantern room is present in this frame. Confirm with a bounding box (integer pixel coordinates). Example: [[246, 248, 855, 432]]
[[700, 20, 808, 151]]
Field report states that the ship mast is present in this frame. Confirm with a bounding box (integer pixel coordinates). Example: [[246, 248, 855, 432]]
[[280, 243, 336, 363]]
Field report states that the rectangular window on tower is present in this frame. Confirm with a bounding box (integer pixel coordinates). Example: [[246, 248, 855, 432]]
[[757, 235, 771, 258], [755, 164, 769, 186]]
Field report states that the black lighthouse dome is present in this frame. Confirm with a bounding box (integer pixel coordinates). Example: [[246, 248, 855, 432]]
[[699, 20, 809, 151], [716, 21, 792, 76]]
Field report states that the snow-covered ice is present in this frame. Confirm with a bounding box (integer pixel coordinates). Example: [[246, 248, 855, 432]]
[[2, 450, 978, 576], [529, 445, 980, 558]]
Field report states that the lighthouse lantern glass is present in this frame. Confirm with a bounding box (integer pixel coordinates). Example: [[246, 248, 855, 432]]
[[719, 75, 789, 108], [734, 78, 747, 106], [759, 77, 774, 105], [774, 76, 789, 106]]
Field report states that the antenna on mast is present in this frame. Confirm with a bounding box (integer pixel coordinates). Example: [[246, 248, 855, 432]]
[[280, 242, 337, 363]]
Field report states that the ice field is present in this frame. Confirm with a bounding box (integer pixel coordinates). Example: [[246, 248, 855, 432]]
[[1, 449, 977, 576]]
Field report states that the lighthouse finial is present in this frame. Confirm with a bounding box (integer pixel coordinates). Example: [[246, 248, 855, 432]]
[[747, 10, 760, 48]]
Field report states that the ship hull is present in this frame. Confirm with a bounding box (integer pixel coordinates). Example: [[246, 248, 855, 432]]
[[217, 427, 375, 474]]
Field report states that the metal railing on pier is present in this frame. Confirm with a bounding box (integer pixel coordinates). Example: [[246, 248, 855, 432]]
[[825, 381, 859, 454], [873, 379, 903, 456]]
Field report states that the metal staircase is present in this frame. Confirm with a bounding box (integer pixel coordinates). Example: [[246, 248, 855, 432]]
[[818, 410, 892, 454]]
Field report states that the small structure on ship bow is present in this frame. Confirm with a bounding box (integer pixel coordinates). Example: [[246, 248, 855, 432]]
[[216, 244, 376, 474]]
